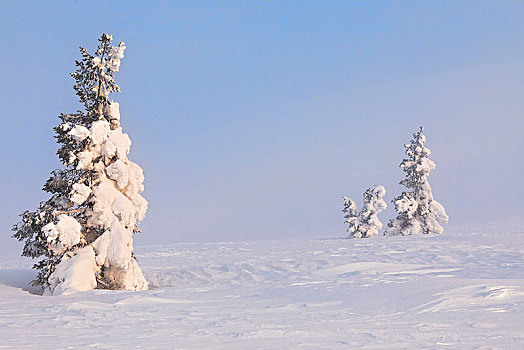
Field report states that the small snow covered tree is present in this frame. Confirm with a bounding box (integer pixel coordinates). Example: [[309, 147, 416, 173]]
[[358, 186, 387, 238], [343, 185, 387, 238], [385, 126, 449, 236], [13, 34, 148, 294], [342, 196, 359, 238]]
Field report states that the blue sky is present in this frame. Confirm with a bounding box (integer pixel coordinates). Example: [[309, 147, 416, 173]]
[[0, 1, 523, 250]]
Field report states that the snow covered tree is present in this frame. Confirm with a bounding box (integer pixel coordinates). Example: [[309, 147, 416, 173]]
[[343, 185, 387, 238], [358, 186, 387, 238], [13, 34, 148, 295], [385, 126, 449, 236], [342, 196, 359, 238]]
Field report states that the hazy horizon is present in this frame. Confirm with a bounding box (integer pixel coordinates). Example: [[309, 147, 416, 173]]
[[1, 1, 523, 252]]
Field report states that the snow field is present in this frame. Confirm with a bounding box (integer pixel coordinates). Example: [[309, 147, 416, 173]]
[[1, 232, 523, 349]]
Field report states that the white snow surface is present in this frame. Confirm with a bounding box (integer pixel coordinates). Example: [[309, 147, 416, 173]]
[[1, 232, 523, 348]]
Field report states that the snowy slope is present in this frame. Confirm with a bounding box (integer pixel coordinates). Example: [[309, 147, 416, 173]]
[[1, 232, 523, 349]]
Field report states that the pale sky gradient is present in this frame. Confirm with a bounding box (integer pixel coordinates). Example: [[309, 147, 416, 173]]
[[0, 1, 523, 252]]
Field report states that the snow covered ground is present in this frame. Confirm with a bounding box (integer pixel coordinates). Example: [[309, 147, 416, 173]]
[[1, 232, 523, 349]]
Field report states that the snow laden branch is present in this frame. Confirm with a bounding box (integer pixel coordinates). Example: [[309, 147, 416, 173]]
[[385, 126, 449, 236], [343, 185, 387, 238], [13, 34, 148, 295]]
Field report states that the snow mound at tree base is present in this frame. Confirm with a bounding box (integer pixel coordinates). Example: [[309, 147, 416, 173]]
[[102, 259, 148, 291], [45, 244, 148, 295], [46, 246, 97, 295]]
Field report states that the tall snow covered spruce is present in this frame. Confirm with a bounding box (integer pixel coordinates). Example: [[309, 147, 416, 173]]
[[385, 126, 449, 236], [343, 185, 387, 238], [13, 34, 148, 294]]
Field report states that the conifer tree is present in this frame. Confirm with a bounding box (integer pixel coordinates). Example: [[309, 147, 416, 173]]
[[343, 185, 387, 238], [385, 126, 448, 236], [13, 34, 148, 294], [342, 196, 359, 238], [358, 186, 387, 238]]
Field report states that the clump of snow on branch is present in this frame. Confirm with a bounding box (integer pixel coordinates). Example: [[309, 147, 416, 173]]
[[385, 127, 448, 236], [75, 151, 93, 170], [69, 125, 90, 142], [343, 185, 387, 238], [70, 183, 91, 205], [43, 214, 82, 254], [106, 42, 126, 72]]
